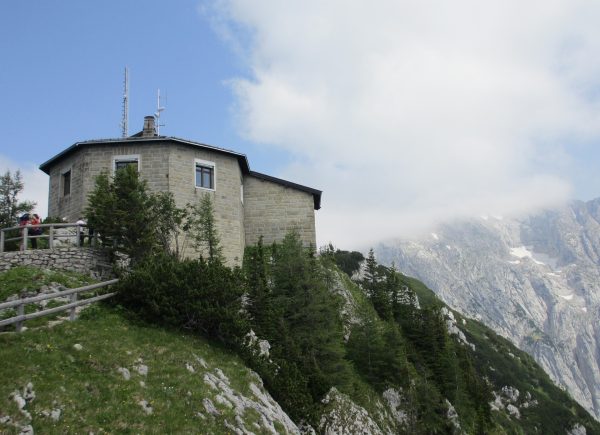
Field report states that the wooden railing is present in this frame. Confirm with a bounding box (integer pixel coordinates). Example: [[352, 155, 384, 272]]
[[0, 279, 118, 332], [0, 222, 96, 253]]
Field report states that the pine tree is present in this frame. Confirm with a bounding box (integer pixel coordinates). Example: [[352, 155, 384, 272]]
[[0, 170, 35, 228], [188, 193, 223, 262], [244, 237, 278, 338], [363, 249, 379, 295], [255, 232, 350, 408], [112, 165, 156, 263], [363, 249, 393, 320], [148, 191, 188, 257], [85, 171, 117, 247]]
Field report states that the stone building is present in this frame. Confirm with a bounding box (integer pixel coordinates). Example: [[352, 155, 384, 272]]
[[40, 116, 321, 265]]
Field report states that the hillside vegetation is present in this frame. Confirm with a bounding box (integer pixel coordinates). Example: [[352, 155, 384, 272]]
[[2, 168, 597, 433], [1, 243, 599, 434]]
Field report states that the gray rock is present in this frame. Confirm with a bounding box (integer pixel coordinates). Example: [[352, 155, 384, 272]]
[[376, 198, 600, 420]]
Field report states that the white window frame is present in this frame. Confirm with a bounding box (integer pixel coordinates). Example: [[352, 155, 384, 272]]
[[194, 158, 216, 191], [60, 166, 72, 197], [112, 154, 140, 174]]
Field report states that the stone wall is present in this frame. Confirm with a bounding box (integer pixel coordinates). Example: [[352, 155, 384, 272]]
[[48, 150, 87, 221], [44, 139, 318, 266], [0, 248, 113, 280], [46, 141, 246, 266], [243, 175, 317, 247], [48, 142, 172, 222], [168, 144, 245, 266]]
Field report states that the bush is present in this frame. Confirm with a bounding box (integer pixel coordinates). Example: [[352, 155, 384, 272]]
[[116, 253, 248, 345]]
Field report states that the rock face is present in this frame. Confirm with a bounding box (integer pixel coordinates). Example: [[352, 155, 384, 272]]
[[376, 198, 600, 420]]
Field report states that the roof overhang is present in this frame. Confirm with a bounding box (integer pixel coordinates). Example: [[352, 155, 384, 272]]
[[249, 171, 322, 210], [39, 136, 321, 210], [39, 136, 250, 175]]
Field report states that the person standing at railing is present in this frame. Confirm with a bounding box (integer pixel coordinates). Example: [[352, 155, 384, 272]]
[[29, 214, 41, 249], [19, 213, 29, 251], [76, 217, 86, 246]]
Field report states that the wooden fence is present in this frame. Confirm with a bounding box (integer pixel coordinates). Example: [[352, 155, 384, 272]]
[[0, 279, 118, 332], [0, 222, 96, 253]]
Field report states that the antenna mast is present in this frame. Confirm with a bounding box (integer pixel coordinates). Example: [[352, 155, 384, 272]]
[[155, 89, 165, 135], [120, 67, 129, 137]]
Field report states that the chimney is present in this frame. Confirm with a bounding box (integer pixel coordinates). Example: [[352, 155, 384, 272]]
[[142, 116, 157, 137]]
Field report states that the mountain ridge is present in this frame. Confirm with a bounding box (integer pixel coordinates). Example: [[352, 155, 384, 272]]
[[376, 197, 600, 421]]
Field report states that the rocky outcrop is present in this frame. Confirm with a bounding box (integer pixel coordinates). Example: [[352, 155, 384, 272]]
[[376, 198, 600, 420]]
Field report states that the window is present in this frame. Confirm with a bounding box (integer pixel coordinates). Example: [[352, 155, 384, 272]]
[[62, 170, 71, 196], [113, 155, 140, 173], [195, 159, 215, 190]]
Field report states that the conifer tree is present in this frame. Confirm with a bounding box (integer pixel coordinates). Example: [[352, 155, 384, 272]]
[[363, 249, 379, 295], [244, 237, 278, 338], [363, 249, 393, 320], [188, 193, 223, 262], [245, 231, 349, 420], [112, 165, 156, 262], [86, 166, 186, 264], [85, 171, 115, 247], [0, 170, 35, 228]]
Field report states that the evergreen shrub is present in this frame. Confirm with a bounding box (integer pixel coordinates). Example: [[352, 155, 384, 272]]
[[116, 253, 248, 345]]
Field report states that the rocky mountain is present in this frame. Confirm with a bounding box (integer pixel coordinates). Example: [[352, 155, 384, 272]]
[[376, 197, 600, 421]]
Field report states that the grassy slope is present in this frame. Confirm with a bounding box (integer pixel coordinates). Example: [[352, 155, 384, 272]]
[[0, 266, 95, 301], [0, 266, 99, 331], [0, 304, 270, 435]]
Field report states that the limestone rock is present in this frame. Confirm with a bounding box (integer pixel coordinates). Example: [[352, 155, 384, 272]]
[[377, 198, 600, 420]]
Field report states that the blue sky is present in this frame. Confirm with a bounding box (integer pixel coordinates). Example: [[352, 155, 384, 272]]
[[2, 1, 600, 247], [0, 1, 284, 170]]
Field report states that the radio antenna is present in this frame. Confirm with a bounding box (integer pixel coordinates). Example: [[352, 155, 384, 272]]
[[155, 88, 166, 135], [120, 67, 129, 137]]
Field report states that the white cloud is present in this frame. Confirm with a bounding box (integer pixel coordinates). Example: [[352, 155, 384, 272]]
[[211, 0, 600, 248], [0, 155, 49, 219]]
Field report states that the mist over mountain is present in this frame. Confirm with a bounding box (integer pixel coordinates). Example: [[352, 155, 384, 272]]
[[376, 197, 600, 420]]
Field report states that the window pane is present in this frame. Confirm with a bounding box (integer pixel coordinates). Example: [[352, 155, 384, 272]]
[[195, 164, 214, 189], [63, 171, 71, 196], [115, 160, 138, 172]]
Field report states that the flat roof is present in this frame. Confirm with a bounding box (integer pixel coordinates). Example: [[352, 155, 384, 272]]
[[39, 136, 322, 210]]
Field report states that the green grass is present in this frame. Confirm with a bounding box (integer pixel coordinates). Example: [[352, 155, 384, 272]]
[[0, 266, 95, 301], [0, 304, 276, 434], [0, 267, 100, 332]]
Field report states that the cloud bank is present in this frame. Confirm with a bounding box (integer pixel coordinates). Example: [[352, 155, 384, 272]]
[[0, 155, 49, 220], [210, 0, 600, 248]]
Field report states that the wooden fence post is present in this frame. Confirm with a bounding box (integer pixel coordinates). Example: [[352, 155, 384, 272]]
[[16, 303, 24, 332], [0, 229, 4, 253], [22, 226, 28, 251], [49, 225, 54, 249], [69, 293, 78, 321]]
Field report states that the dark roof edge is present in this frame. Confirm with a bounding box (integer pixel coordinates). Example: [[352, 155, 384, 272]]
[[248, 171, 322, 210], [39, 136, 251, 174]]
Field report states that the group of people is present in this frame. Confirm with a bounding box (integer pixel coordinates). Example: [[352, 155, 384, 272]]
[[17, 214, 93, 250], [19, 213, 42, 250]]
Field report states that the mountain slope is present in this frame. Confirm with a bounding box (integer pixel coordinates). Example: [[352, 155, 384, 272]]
[[376, 198, 600, 421], [2, 261, 599, 433], [0, 304, 299, 434]]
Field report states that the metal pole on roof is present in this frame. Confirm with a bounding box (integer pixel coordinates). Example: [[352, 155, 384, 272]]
[[155, 88, 165, 135], [120, 67, 129, 137]]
